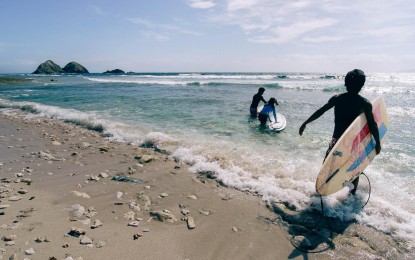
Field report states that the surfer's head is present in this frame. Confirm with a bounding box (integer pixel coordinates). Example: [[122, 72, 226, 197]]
[[268, 97, 277, 104], [345, 69, 365, 94], [258, 87, 265, 94]]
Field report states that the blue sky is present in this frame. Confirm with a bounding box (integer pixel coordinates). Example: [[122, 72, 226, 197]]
[[1, 0, 414, 73]]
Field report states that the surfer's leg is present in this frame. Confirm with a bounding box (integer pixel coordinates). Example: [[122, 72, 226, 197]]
[[350, 176, 360, 195], [258, 114, 267, 125], [250, 108, 258, 117], [323, 138, 338, 163]]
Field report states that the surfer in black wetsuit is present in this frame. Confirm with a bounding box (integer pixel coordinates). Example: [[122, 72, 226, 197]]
[[299, 69, 381, 195], [250, 87, 267, 117]]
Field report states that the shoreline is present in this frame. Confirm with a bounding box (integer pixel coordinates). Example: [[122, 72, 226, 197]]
[[0, 109, 412, 259], [0, 110, 295, 259]]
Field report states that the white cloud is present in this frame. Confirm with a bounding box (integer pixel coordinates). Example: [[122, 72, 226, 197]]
[[274, 18, 337, 41], [141, 31, 170, 42], [365, 25, 414, 41], [227, 0, 259, 11], [250, 18, 337, 43], [186, 0, 216, 9], [303, 36, 344, 43], [127, 17, 202, 40], [206, 0, 340, 44], [286, 0, 313, 9], [197, 0, 415, 48]]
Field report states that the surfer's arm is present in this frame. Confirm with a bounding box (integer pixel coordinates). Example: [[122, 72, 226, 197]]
[[299, 102, 333, 135], [365, 104, 381, 154], [272, 107, 277, 122]]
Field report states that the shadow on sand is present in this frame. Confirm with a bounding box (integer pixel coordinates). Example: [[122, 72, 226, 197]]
[[266, 194, 367, 259]]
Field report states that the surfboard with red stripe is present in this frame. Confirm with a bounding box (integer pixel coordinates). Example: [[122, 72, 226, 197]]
[[316, 96, 389, 196]]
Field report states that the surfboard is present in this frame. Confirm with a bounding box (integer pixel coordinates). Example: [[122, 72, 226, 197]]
[[316, 96, 389, 196], [270, 113, 286, 131], [257, 106, 287, 132]]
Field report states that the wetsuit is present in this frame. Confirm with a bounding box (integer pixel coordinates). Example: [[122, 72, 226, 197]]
[[258, 104, 277, 125], [250, 93, 267, 116]]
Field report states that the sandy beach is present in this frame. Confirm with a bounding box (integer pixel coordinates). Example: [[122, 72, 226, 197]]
[[0, 110, 295, 259], [0, 110, 412, 260]]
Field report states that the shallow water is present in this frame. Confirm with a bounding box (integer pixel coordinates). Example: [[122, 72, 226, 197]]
[[1, 72, 414, 249]]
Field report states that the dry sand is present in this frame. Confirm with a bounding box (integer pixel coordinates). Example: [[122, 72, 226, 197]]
[[0, 110, 411, 260]]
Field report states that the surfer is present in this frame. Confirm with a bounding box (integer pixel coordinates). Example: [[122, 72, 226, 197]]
[[250, 87, 267, 117], [299, 69, 381, 195], [258, 97, 279, 125]]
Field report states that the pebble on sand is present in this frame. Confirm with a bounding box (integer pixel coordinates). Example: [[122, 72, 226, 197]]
[[128, 221, 140, 227], [150, 210, 178, 222], [80, 236, 93, 245], [70, 191, 91, 199], [0, 204, 10, 209], [133, 233, 143, 240], [187, 216, 196, 229], [91, 220, 103, 229], [187, 195, 197, 200], [2, 234, 17, 241], [68, 204, 86, 219], [68, 227, 86, 237], [25, 247, 35, 255]]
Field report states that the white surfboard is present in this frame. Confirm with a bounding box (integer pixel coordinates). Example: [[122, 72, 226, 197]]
[[316, 96, 389, 196], [258, 106, 287, 132], [269, 113, 286, 131]]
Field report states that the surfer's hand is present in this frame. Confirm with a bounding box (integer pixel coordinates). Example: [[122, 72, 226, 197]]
[[375, 142, 381, 154], [299, 124, 306, 135]]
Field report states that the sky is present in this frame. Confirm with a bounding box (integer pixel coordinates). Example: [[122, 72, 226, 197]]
[[0, 0, 414, 73]]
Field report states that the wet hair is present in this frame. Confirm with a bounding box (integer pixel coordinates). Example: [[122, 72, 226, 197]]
[[258, 87, 265, 93], [268, 97, 276, 104], [345, 69, 365, 93]]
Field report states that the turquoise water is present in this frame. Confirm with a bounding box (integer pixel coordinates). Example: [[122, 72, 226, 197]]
[[1, 72, 414, 247]]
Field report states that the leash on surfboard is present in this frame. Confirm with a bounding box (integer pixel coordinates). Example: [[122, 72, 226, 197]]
[[361, 172, 372, 208]]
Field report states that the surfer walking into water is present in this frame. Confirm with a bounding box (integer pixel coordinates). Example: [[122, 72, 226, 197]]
[[250, 87, 267, 117], [299, 69, 381, 195], [258, 97, 279, 126]]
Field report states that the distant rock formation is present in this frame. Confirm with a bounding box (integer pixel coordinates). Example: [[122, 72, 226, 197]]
[[103, 69, 125, 74], [32, 60, 64, 74], [63, 61, 89, 74], [32, 60, 89, 74]]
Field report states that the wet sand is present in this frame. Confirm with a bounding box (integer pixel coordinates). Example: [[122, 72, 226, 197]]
[[0, 110, 412, 260]]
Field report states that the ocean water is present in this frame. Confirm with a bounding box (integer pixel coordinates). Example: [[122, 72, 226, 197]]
[[1, 72, 414, 248]]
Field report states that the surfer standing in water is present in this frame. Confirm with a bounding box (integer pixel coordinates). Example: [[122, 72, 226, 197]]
[[299, 69, 381, 195], [258, 97, 279, 126], [250, 87, 267, 117]]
